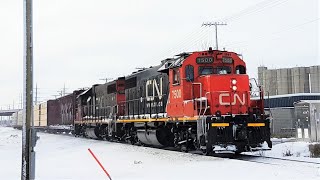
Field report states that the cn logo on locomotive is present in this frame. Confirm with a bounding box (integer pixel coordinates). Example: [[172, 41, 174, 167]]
[[218, 93, 246, 106], [146, 77, 163, 101]]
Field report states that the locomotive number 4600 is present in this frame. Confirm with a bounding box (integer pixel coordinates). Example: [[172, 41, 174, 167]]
[[172, 89, 181, 99]]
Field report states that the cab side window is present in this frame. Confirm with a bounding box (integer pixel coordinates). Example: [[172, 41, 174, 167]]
[[173, 68, 180, 85], [185, 65, 194, 82], [235, 65, 246, 74]]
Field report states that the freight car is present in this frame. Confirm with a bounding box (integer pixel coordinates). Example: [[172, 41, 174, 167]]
[[12, 90, 84, 132], [12, 102, 48, 130], [74, 48, 272, 154], [47, 90, 84, 128]]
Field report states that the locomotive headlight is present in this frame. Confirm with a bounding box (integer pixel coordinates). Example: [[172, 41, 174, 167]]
[[232, 86, 237, 91], [231, 79, 237, 85]]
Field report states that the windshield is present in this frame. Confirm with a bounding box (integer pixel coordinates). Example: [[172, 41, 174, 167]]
[[199, 66, 231, 75]]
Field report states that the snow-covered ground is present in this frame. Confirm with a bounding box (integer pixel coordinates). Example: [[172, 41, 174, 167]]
[[245, 140, 319, 163], [1, 126, 320, 180]]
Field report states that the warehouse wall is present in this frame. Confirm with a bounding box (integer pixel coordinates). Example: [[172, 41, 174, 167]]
[[266, 108, 296, 138]]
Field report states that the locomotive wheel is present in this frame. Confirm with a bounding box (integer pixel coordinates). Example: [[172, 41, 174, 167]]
[[181, 145, 188, 153], [267, 140, 272, 148], [201, 149, 214, 156], [235, 150, 242, 155], [201, 147, 214, 156]]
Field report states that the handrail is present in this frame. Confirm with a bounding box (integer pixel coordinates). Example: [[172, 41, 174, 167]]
[[202, 92, 211, 116], [192, 82, 203, 116]]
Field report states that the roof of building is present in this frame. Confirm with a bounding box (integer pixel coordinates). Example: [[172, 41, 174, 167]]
[[294, 100, 320, 104], [264, 93, 320, 99]]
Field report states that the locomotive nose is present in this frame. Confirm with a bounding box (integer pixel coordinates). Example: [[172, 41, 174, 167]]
[[201, 75, 250, 116]]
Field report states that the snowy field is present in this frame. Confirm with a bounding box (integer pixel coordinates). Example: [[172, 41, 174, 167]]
[[1, 127, 320, 180]]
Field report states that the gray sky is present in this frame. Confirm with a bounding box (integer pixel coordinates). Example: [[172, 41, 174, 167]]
[[0, 0, 319, 109]]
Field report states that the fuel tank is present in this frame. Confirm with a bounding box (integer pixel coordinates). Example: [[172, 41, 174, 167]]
[[85, 127, 101, 139], [137, 128, 173, 147]]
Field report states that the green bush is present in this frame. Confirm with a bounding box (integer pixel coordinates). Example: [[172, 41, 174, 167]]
[[309, 144, 320, 158]]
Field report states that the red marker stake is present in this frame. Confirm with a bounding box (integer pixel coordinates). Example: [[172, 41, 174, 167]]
[[88, 148, 113, 180]]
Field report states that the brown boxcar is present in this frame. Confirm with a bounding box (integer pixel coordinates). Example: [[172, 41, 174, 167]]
[[47, 90, 84, 126]]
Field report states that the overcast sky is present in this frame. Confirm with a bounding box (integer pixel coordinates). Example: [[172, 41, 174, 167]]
[[0, 0, 319, 109]]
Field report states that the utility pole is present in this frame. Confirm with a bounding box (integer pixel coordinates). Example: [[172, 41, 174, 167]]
[[57, 90, 63, 97], [99, 78, 112, 83], [202, 22, 227, 50], [22, 0, 36, 180], [63, 84, 66, 96], [35, 84, 38, 105], [20, 93, 23, 109]]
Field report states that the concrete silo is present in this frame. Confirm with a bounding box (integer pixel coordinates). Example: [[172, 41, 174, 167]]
[[292, 67, 310, 94], [310, 66, 320, 93]]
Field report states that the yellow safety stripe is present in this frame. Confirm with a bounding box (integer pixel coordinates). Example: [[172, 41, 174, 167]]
[[117, 117, 198, 123], [75, 117, 199, 124], [117, 118, 167, 123], [74, 120, 110, 124], [247, 123, 265, 127], [211, 123, 229, 127]]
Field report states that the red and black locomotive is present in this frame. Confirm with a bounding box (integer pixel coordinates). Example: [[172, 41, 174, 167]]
[[74, 47, 272, 154]]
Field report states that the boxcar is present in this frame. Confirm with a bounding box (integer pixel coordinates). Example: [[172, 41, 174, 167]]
[[47, 90, 84, 126]]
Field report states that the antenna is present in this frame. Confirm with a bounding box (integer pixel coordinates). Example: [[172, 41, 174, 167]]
[[202, 22, 227, 50]]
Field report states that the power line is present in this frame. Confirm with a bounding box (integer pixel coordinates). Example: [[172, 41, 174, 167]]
[[153, 0, 293, 60], [222, 0, 290, 22], [223, 17, 320, 49], [202, 22, 227, 50]]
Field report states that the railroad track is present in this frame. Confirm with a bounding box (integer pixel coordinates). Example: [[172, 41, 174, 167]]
[[225, 153, 320, 166], [239, 154, 320, 165]]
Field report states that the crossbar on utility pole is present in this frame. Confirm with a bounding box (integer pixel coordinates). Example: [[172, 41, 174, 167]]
[[22, 0, 36, 180], [202, 22, 227, 50]]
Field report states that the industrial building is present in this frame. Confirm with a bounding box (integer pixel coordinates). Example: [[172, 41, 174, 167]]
[[258, 65, 320, 96], [257, 65, 320, 140], [266, 100, 320, 142], [260, 93, 320, 140]]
